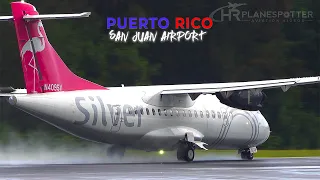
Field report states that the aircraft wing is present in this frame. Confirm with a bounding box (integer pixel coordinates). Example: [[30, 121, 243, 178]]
[[160, 76, 320, 95]]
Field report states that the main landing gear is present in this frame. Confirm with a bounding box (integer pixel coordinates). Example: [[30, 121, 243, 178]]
[[176, 133, 198, 162], [239, 147, 257, 160], [176, 132, 208, 162], [107, 145, 126, 159], [177, 142, 195, 162]]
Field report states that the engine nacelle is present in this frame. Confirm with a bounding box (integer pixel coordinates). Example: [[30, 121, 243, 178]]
[[216, 90, 266, 111]]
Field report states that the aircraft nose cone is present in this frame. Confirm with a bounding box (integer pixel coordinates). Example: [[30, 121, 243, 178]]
[[257, 112, 271, 145]]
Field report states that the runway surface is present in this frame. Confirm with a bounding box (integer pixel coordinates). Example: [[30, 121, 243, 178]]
[[0, 157, 320, 180]]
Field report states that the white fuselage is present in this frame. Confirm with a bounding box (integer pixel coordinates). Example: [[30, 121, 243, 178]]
[[8, 86, 271, 151]]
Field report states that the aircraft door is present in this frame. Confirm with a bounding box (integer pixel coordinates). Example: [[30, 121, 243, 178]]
[[108, 104, 122, 133], [207, 109, 232, 148]]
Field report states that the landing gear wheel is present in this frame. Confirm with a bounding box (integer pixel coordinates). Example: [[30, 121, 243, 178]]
[[240, 149, 254, 160], [186, 148, 195, 162], [177, 143, 195, 162]]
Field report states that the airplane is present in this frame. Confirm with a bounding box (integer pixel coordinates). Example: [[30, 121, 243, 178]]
[[227, 2, 247, 10], [0, 1, 319, 162]]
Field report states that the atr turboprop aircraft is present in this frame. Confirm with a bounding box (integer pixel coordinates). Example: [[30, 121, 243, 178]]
[[0, 1, 319, 162]]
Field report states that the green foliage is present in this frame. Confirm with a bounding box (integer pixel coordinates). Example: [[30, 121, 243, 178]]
[[259, 134, 284, 149]]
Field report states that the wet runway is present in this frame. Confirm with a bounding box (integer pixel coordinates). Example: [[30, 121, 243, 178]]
[[0, 157, 320, 179]]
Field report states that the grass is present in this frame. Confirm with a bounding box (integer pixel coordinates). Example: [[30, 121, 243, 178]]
[[198, 149, 320, 157], [126, 149, 320, 158], [253, 150, 320, 157]]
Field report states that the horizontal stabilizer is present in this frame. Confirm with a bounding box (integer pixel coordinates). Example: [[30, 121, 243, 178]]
[[23, 12, 91, 21], [0, 88, 27, 97], [0, 16, 13, 21], [0, 87, 15, 93]]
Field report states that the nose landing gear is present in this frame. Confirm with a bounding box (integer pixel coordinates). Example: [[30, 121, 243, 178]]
[[176, 132, 208, 162], [239, 147, 257, 160]]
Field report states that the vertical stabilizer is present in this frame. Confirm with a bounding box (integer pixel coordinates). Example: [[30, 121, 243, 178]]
[[10, 1, 105, 93]]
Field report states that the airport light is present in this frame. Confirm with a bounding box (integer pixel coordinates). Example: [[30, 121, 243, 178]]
[[159, 150, 165, 155]]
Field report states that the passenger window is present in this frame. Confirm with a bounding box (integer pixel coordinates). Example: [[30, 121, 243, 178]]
[[218, 112, 221, 119], [152, 109, 155, 115], [188, 110, 192, 117], [206, 110, 210, 118], [164, 109, 167, 116], [176, 110, 179, 116], [194, 110, 198, 118], [140, 108, 144, 115], [146, 108, 150, 115], [211, 110, 215, 118], [158, 109, 161, 116], [200, 111, 203, 118]]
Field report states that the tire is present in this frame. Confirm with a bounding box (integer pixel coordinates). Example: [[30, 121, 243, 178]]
[[176, 143, 195, 162], [184, 147, 194, 162], [246, 153, 253, 160], [177, 143, 186, 160], [177, 148, 185, 160], [241, 151, 253, 160]]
